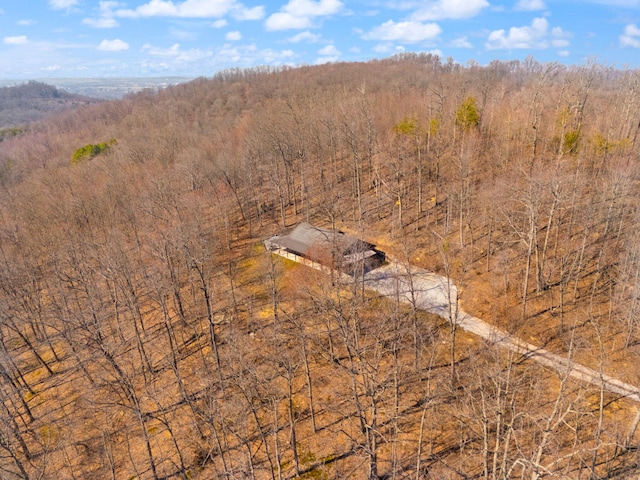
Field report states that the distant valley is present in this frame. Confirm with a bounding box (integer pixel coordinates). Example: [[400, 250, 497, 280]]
[[0, 76, 193, 99], [0, 77, 194, 130]]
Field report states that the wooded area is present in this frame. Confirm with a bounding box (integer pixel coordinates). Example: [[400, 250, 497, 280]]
[[0, 54, 640, 478], [0, 81, 99, 129]]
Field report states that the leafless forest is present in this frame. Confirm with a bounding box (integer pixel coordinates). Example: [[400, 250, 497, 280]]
[[1, 54, 640, 478], [0, 81, 100, 129]]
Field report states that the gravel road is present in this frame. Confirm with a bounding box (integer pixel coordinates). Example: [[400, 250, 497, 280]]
[[271, 248, 640, 402], [363, 260, 640, 402]]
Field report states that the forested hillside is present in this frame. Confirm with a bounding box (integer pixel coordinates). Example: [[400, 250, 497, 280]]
[[1, 54, 640, 478], [0, 80, 100, 130]]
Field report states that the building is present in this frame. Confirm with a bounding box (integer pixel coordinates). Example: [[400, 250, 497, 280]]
[[264, 222, 386, 274]]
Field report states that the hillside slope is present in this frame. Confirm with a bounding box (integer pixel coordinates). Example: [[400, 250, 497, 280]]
[[0, 55, 639, 478]]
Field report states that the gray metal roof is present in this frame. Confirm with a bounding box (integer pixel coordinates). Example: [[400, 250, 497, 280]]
[[272, 222, 368, 257]]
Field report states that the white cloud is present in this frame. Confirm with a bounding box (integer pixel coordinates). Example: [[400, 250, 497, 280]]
[[363, 20, 442, 43], [265, 12, 311, 29], [142, 43, 212, 62], [212, 44, 295, 65], [142, 43, 183, 56], [98, 39, 130, 51], [515, 0, 546, 10], [84, 2, 122, 28], [411, 0, 489, 21], [372, 43, 396, 54], [226, 31, 242, 40], [84, 17, 120, 28], [288, 31, 321, 42], [233, 5, 265, 20], [4, 36, 28, 45], [48, 0, 79, 8], [318, 44, 339, 55], [485, 17, 570, 50], [17, 19, 36, 26], [551, 27, 570, 47], [212, 19, 228, 27], [277, 0, 342, 16], [98, 0, 123, 11], [265, 0, 343, 31], [620, 23, 640, 47], [116, 0, 261, 19], [451, 36, 472, 48], [316, 44, 341, 63]]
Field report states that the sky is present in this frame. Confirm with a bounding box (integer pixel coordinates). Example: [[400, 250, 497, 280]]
[[2, 0, 640, 78]]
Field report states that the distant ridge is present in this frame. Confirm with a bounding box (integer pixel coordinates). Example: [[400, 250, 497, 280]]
[[0, 80, 100, 129], [0, 77, 194, 100]]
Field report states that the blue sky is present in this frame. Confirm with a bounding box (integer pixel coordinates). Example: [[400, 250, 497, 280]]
[[1, 0, 640, 78]]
